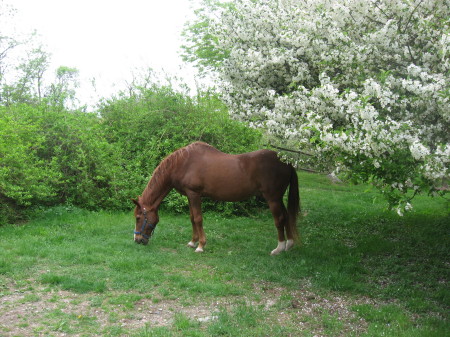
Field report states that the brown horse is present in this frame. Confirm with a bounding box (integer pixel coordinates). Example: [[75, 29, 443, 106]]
[[132, 142, 300, 255]]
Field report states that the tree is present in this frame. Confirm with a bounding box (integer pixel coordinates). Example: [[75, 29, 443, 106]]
[[183, 0, 449, 213], [0, 3, 79, 109], [0, 2, 48, 106], [1, 47, 50, 105], [181, 0, 232, 76], [47, 66, 79, 109], [0, 0, 19, 81]]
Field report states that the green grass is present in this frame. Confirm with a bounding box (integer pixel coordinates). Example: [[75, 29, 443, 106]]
[[0, 172, 448, 336]]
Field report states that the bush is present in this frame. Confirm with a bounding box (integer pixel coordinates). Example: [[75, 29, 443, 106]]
[[0, 105, 60, 222], [1, 83, 262, 224], [99, 84, 262, 214]]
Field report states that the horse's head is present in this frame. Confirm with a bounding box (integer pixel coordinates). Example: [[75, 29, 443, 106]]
[[132, 197, 159, 245]]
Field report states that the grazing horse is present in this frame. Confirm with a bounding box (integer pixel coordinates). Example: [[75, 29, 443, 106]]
[[132, 142, 300, 255]]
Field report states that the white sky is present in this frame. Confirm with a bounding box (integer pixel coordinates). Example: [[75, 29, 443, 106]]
[[5, 0, 200, 107]]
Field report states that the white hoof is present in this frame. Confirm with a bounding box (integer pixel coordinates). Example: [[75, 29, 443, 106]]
[[195, 247, 204, 253], [187, 241, 197, 248], [270, 241, 286, 255], [285, 239, 294, 251]]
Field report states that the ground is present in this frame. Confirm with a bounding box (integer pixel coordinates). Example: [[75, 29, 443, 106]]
[[1, 278, 390, 336]]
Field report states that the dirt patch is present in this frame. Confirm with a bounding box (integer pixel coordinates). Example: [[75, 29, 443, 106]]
[[252, 280, 377, 336], [0, 279, 384, 336], [0, 283, 224, 336]]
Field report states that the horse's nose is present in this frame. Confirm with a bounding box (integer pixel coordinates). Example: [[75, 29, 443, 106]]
[[134, 235, 142, 244], [134, 236, 148, 245]]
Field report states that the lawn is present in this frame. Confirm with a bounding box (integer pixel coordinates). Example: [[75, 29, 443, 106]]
[[0, 172, 448, 336]]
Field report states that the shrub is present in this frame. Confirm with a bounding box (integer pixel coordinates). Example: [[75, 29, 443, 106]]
[[0, 83, 263, 224], [99, 84, 262, 214]]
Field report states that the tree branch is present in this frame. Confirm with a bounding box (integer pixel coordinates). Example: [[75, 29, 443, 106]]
[[298, 167, 323, 174], [270, 144, 313, 157], [402, 0, 424, 34]]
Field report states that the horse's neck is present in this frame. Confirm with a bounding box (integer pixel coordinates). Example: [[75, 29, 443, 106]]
[[142, 175, 172, 210]]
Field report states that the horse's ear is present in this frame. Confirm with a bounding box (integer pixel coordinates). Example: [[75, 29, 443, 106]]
[[131, 198, 140, 207]]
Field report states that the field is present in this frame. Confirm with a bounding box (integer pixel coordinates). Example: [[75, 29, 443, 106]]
[[0, 172, 448, 336]]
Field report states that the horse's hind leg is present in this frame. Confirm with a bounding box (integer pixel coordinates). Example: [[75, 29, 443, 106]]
[[267, 199, 288, 255], [284, 219, 295, 252], [187, 192, 206, 253]]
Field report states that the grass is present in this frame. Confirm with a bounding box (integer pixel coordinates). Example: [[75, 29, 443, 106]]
[[0, 172, 448, 336]]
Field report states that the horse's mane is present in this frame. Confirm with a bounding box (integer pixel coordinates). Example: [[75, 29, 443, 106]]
[[141, 142, 214, 202]]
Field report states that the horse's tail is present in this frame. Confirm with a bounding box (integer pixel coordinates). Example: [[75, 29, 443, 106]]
[[287, 165, 300, 243]]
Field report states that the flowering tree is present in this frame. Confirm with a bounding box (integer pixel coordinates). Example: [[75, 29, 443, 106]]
[[184, 0, 449, 213]]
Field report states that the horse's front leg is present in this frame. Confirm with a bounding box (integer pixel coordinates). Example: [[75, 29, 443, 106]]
[[187, 192, 206, 253], [187, 198, 199, 249]]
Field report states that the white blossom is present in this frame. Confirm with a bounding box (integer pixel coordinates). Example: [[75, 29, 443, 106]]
[[209, 0, 449, 210], [410, 141, 430, 161]]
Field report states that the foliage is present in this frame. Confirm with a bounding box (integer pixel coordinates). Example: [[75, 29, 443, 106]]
[[0, 105, 59, 212], [1, 46, 51, 105], [0, 13, 80, 110], [33, 107, 119, 209], [0, 103, 120, 219], [183, 0, 450, 213], [0, 8, 262, 221], [0, 60, 261, 223], [98, 78, 262, 214], [181, 0, 233, 75], [47, 66, 80, 109]]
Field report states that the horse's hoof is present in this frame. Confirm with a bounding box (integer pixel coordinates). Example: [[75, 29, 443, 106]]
[[270, 249, 282, 256], [285, 239, 294, 251], [195, 247, 204, 253], [187, 241, 196, 248], [270, 241, 286, 255]]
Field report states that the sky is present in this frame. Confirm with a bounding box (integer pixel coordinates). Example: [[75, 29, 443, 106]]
[[4, 0, 200, 107]]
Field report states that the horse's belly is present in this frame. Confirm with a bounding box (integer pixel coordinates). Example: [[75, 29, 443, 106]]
[[180, 154, 264, 201], [201, 180, 258, 202]]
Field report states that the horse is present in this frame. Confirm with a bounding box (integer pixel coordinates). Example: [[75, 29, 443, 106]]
[[132, 142, 300, 255]]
